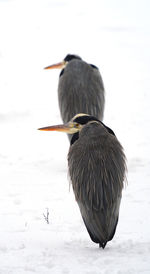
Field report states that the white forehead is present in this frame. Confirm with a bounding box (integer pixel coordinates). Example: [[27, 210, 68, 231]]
[[71, 113, 90, 121]]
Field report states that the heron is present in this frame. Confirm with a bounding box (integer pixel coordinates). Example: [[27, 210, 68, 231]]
[[38, 113, 126, 248], [44, 54, 105, 140]]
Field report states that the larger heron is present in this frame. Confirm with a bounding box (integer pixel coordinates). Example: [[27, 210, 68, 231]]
[[44, 54, 105, 140], [38, 113, 126, 248]]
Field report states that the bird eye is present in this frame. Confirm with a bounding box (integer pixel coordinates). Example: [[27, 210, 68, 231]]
[[74, 122, 80, 128]]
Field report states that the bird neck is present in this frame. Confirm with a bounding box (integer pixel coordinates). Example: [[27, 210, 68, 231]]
[[70, 132, 79, 145]]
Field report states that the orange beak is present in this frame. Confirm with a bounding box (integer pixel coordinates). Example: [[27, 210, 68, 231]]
[[38, 122, 79, 134], [38, 124, 72, 133], [44, 61, 66, 70]]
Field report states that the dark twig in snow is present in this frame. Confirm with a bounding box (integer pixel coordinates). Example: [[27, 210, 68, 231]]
[[43, 208, 49, 224]]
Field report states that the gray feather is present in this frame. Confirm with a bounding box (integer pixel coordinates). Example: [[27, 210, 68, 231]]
[[58, 59, 105, 140], [68, 122, 126, 247]]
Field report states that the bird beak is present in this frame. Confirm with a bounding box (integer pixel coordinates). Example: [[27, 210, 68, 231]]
[[38, 122, 78, 134], [44, 61, 66, 70]]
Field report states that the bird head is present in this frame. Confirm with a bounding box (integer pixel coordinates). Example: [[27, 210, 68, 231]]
[[38, 113, 89, 134], [38, 113, 115, 144], [44, 54, 81, 70]]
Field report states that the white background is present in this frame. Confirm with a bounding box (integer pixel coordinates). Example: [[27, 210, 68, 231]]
[[0, 0, 150, 273]]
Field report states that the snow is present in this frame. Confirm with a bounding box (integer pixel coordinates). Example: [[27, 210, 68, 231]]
[[0, 0, 150, 273]]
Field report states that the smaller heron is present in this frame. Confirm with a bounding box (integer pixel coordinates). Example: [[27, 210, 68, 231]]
[[38, 114, 126, 248], [44, 54, 105, 140]]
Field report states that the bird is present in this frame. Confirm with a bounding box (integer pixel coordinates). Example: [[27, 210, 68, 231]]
[[38, 113, 126, 248], [44, 54, 105, 140]]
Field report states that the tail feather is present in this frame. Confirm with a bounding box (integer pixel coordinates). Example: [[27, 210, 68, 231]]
[[78, 200, 120, 248]]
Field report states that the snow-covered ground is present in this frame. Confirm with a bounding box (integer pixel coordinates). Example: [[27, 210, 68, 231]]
[[0, 0, 150, 273]]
